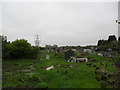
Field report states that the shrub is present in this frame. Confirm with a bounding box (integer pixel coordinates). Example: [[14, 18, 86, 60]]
[[2, 38, 39, 59]]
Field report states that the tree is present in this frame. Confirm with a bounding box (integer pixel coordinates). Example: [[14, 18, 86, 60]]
[[118, 37, 120, 54], [97, 40, 108, 46], [30, 46, 39, 59], [1, 35, 40, 59], [108, 35, 117, 42], [110, 41, 119, 51], [118, 37, 120, 41], [98, 45, 109, 51], [9, 39, 32, 59], [97, 35, 118, 51], [1, 35, 10, 59]]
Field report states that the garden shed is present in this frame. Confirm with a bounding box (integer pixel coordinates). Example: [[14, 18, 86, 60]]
[[64, 49, 75, 61]]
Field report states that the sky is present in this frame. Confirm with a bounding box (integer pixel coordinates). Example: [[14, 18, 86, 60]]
[[118, 1, 120, 37], [1, 0, 119, 46]]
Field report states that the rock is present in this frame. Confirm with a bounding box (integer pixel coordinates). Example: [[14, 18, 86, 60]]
[[46, 66, 54, 70], [57, 64, 61, 67], [46, 55, 50, 60]]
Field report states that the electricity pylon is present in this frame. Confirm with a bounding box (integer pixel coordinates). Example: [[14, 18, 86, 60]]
[[34, 35, 41, 60], [34, 35, 41, 47]]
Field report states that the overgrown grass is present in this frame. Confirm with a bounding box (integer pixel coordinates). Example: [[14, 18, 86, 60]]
[[2, 51, 117, 88]]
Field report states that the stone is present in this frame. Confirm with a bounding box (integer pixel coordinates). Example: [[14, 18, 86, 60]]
[[46, 55, 50, 60], [46, 66, 54, 70]]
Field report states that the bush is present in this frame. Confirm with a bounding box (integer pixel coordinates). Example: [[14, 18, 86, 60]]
[[9, 39, 32, 59], [2, 37, 39, 59], [30, 46, 39, 59]]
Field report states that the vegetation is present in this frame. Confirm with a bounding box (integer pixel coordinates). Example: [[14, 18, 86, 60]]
[[3, 51, 117, 88], [1, 36, 39, 59], [97, 35, 119, 53], [97, 35, 120, 88], [1, 35, 120, 88]]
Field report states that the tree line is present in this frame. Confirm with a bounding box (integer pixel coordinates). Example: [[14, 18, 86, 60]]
[[97, 35, 120, 53], [1, 35, 39, 59], [1, 35, 120, 59]]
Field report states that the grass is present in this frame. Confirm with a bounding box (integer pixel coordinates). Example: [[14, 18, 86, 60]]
[[2, 51, 117, 88]]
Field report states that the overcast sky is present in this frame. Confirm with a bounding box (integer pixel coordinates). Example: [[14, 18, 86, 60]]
[[118, 1, 120, 37], [1, 1, 118, 46]]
